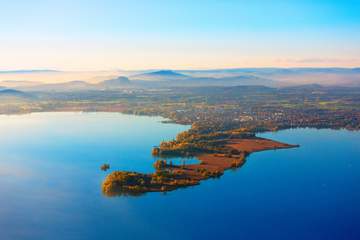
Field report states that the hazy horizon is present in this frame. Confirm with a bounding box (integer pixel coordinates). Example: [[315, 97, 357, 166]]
[[1, 67, 360, 87], [1, 66, 360, 72]]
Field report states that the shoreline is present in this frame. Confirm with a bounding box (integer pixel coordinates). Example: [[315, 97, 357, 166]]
[[102, 137, 299, 196], [0, 110, 302, 196]]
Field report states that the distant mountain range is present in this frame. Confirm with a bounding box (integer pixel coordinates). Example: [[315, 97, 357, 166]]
[[1, 68, 359, 91], [4, 70, 276, 91], [179, 68, 360, 86]]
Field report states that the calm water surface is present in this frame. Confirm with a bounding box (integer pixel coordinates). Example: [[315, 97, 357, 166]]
[[0, 112, 359, 240]]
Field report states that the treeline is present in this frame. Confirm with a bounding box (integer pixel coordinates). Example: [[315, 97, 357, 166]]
[[152, 128, 255, 158]]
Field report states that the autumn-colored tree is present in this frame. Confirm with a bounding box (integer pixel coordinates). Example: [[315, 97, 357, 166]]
[[100, 164, 110, 171], [153, 159, 167, 170]]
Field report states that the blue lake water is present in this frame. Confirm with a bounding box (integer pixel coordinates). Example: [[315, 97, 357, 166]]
[[0, 112, 359, 240]]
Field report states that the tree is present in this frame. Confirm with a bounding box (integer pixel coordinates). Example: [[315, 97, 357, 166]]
[[153, 159, 167, 170], [100, 164, 110, 171]]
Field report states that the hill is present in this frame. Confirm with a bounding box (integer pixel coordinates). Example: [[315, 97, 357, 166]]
[[98, 76, 131, 88], [0, 88, 32, 99], [131, 70, 188, 81]]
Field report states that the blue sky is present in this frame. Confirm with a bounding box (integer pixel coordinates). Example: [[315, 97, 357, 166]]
[[1, 0, 360, 70]]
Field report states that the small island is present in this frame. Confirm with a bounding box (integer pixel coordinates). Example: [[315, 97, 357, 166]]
[[102, 128, 298, 196]]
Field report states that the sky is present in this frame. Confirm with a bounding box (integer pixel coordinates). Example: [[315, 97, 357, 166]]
[[1, 0, 360, 70]]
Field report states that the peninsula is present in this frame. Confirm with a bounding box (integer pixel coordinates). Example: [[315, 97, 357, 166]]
[[102, 128, 298, 196]]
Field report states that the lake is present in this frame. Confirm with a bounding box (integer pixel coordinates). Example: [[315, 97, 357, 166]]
[[0, 112, 359, 240]]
